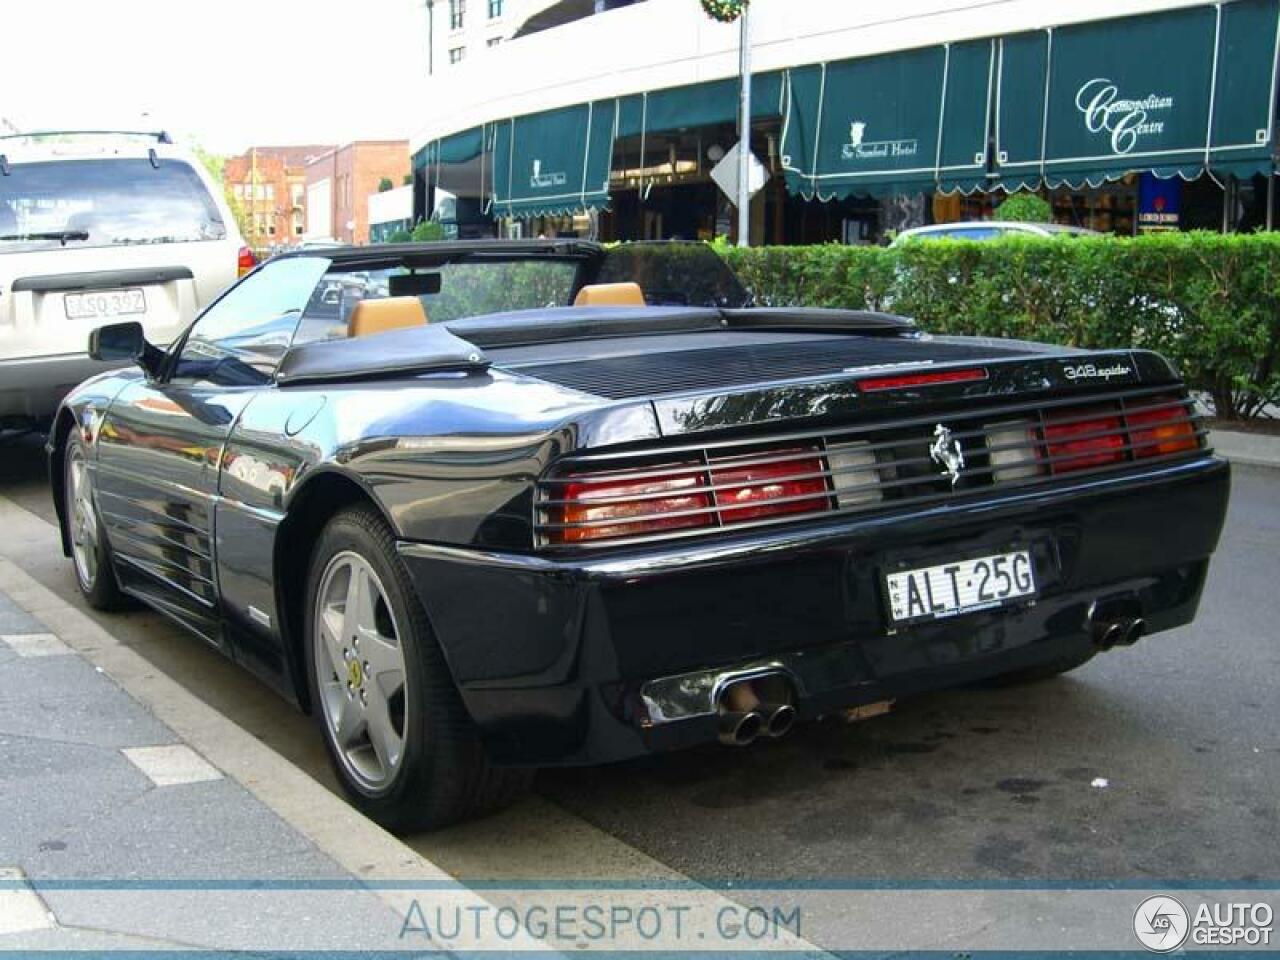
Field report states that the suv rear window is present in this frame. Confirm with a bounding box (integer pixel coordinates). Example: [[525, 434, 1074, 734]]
[[0, 158, 226, 250]]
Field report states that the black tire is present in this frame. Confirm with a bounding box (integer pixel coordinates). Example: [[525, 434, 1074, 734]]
[[63, 435, 127, 611], [988, 648, 1097, 687], [304, 505, 533, 832]]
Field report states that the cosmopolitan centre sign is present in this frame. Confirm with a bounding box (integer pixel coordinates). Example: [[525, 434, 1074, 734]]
[[1075, 78, 1175, 155]]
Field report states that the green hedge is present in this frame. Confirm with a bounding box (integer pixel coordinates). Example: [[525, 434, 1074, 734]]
[[721, 233, 1280, 420]]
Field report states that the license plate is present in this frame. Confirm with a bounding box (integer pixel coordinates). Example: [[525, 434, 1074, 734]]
[[64, 288, 146, 320], [884, 549, 1037, 626]]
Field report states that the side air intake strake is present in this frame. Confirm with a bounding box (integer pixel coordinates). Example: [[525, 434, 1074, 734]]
[[535, 387, 1206, 549]]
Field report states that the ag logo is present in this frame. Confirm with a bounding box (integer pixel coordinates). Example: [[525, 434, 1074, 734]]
[[1133, 895, 1190, 953]]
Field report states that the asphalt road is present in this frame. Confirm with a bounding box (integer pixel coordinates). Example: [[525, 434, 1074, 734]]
[[3, 430, 1276, 884]]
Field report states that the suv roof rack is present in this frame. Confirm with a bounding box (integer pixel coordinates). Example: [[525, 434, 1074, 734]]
[[0, 129, 173, 144]]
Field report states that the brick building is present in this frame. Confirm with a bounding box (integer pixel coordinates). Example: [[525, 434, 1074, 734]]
[[304, 141, 410, 245], [223, 145, 334, 248]]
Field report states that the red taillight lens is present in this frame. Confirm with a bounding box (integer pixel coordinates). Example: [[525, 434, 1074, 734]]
[[709, 451, 829, 523], [1127, 400, 1198, 458], [554, 468, 712, 543], [1043, 410, 1125, 472], [237, 246, 258, 277]]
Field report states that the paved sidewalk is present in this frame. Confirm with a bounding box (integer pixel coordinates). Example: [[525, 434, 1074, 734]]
[[0, 576, 402, 950], [1211, 428, 1280, 470]]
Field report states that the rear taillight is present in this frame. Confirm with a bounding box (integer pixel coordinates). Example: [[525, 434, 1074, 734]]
[[237, 246, 258, 277], [986, 420, 1044, 481], [553, 467, 712, 543], [709, 449, 829, 523], [1043, 409, 1126, 472], [1127, 399, 1199, 458], [544, 447, 834, 545]]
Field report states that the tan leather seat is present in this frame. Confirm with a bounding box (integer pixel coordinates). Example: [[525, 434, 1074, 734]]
[[347, 296, 429, 338], [573, 282, 645, 307]]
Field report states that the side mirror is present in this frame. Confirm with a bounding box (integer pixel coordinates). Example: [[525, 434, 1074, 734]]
[[88, 321, 145, 362], [88, 321, 163, 378]]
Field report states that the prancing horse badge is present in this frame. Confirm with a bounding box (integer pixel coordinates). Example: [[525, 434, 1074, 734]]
[[929, 424, 965, 487]]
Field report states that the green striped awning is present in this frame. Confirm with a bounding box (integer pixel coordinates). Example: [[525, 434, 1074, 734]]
[[994, 0, 1280, 190], [781, 39, 995, 199], [615, 72, 786, 138], [413, 126, 489, 172], [490, 102, 617, 218]]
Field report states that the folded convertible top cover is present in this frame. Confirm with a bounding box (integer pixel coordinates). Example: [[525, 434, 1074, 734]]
[[276, 324, 489, 386]]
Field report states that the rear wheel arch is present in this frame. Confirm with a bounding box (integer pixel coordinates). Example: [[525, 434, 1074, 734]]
[[50, 408, 80, 557], [275, 470, 405, 711]]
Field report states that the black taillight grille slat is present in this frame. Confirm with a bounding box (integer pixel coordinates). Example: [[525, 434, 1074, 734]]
[[536, 389, 1206, 548]]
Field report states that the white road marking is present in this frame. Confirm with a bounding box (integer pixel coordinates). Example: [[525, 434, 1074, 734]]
[[0, 867, 55, 934], [0, 633, 71, 657], [122, 744, 223, 787]]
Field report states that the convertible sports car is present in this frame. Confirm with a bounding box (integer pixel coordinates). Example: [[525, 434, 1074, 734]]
[[48, 240, 1230, 830]]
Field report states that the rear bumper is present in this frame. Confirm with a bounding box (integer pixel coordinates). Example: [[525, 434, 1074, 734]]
[[399, 455, 1230, 766], [0, 353, 121, 420]]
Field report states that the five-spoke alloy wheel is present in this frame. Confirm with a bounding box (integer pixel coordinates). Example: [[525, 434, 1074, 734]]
[[314, 552, 409, 793], [63, 435, 124, 610], [305, 506, 533, 831]]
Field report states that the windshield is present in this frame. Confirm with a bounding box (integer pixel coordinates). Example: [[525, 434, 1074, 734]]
[[596, 242, 751, 308], [0, 157, 226, 250], [291, 257, 582, 346]]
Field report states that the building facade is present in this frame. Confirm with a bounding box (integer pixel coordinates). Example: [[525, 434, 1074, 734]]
[[304, 141, 411, 245], [410, 0, 1280, 243], [222, 145, 333, 248]]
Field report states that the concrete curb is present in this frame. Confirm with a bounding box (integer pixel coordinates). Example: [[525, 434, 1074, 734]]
[[0, 494, 833, 957], [0, 497, 552, 953], [1209, 429, 1280, 470]]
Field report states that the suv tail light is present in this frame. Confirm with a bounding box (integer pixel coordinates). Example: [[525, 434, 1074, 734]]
[[237, 246, 258, 277], [1127, 399, 1198, 458], [1043, 409, 1126, 472], [551, 467, 712, 544]]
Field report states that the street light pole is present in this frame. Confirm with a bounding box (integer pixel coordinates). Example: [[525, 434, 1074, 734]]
[[735, 4, 752, 247]]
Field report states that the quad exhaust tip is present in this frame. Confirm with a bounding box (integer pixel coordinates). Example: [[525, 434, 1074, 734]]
[[716, 676, 796, 747], [1091, 613, 1147, 651]]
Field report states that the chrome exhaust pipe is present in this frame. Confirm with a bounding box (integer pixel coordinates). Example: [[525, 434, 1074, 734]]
[[718, 709, 764, 747], [760, 702, 796, 739], [716, 678, 796, 745], [1119, 617, 1146, 647], [1092, 620, 1125, 651]]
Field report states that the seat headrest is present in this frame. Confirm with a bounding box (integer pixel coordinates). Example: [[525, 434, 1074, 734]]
[[347, 296, 429, 338], [573, 282, 645, 308]]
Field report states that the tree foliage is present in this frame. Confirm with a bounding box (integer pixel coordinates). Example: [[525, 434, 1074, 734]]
[[720, 233, 1280, 420], [995, 192, 1053, 223]]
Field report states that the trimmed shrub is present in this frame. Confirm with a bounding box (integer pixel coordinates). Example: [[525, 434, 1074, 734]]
[[995, 192, 1053, 223], [411, 220, 446, 243], [722, 233, 1280, 420]]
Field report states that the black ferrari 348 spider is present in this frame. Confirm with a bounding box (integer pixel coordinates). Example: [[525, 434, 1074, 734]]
[[48, 241, 1229, 830]]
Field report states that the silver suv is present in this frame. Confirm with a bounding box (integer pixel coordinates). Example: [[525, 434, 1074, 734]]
[[0, 130, 249, 423]]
